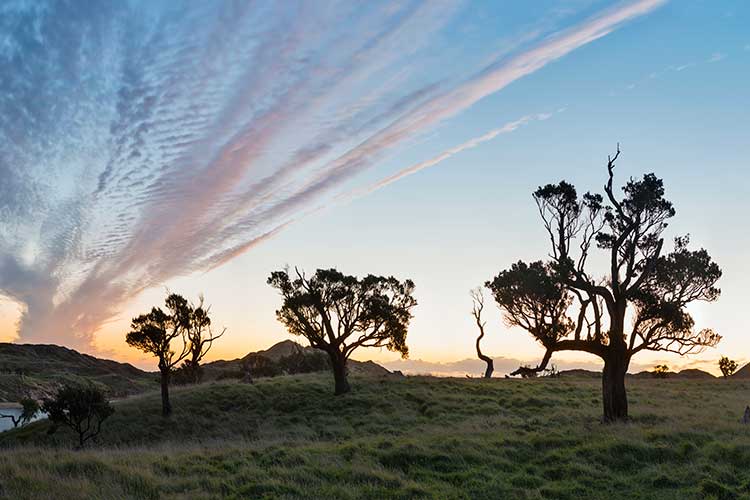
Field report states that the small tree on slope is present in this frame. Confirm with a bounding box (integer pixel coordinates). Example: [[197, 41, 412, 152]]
[[486, 147, 721, 422], [42, 385, 114, 448], [268, 268, 417, 395], [126, 292, 224, 416], [181, 295, 226, 384]]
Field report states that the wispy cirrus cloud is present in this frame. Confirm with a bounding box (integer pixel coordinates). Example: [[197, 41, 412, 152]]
[[346, 112, 556, 200], [0, 0, 664, 352], [618, 49, 730, 93]]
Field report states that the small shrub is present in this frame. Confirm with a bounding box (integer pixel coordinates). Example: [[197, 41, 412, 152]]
[[653, 365, 670, 379], [718, 356, 738, 379], [42, 384, 114, 448]]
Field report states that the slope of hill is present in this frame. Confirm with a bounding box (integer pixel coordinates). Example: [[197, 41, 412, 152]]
[[0, 343, 155, 402], [203, 340, 390, 380], [675, 368, 716, 379], [0, 340, 388, 402], [0, 375, 749, 499], [732, 362, 750, 379], [558, 369, 601, 378]]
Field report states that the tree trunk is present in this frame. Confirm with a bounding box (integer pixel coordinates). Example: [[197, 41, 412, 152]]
[[483, 359, 494, 379], [328, 351, 350, 395], [160, 368, 172, 417], [476, 336, 494, 379], [601, 351, 629, 422]]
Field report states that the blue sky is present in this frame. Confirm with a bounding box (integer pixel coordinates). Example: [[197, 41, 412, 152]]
[[0, 0, 747, 374]]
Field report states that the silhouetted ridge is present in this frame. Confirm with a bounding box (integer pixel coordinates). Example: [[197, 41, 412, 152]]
[[0, 343, 154, 401], [203, 340, 390, 380], [732, 363, 750, 379]]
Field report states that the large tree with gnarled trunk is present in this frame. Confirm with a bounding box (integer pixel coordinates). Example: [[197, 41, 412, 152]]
[[268, 268, 416, 395], [486, 147, 721, 422]]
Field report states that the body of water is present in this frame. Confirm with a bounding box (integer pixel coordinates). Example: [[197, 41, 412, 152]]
[[0, 408, 45, 432]]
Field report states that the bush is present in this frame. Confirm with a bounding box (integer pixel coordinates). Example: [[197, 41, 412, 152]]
[[653, 365, 670, 379], [718, 356, 738, 378], [42, 384, 114, 448]]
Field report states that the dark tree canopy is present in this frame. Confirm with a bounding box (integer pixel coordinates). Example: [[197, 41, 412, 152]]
[[268, 268, 416, 394], [487, 147, 721, 421], [653, 364, 670, 379], [718, 356, 738, 378], [42, 385, 114, 448], [126, 293, 192, 374], [487, 261, 574, 349]]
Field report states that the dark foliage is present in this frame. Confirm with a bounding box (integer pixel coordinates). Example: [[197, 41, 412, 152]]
[[126, 292, 224, 416], [486, 146, 721, 421], [653, 364, 670, 379], [718, 356, 738, 378], [268, 267, 416, 394], [42, 384, 114, 448]]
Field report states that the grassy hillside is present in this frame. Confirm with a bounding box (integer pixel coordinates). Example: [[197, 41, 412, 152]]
[[0, 343, 156, 401], [1, 374, 749, 499]]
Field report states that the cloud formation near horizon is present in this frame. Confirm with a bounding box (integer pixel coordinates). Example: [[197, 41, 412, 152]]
[[0, 0, 664, 351]]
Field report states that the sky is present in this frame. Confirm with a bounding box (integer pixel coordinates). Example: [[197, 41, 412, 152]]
[[0, 0, 748, 375]]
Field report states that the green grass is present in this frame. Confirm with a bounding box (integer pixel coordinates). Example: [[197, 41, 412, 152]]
[[0, 374, 749, 499]]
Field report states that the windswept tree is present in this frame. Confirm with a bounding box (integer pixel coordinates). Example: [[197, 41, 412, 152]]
[[0, 397, 39, 428], [42, 385, 114, 448], [268, 268, 417, 395], [126, 292, 224, 416], [180, 295, 226, 384], [487, 147, 721, 421], [718, 356, 738, 378], [470, 289, 493, 378]]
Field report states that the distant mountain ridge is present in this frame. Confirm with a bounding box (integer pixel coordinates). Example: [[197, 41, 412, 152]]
[[0, 340, 738, 403], [203, 340, 390, 379], [558, 368, 716, 379], [0, 343, 155, 402]]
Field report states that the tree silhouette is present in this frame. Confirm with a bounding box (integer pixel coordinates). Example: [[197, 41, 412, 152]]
[[180, 295, 226, 384], [470, 289, 493, 378], [718, 356, 738, 378], [126, 292, 224, 416], [42, 385, 114, 448], [0, 397, 39, 428], [653, 364, 670, 379], [486, 146, 721, 422], [268, 268, 417, 395]]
